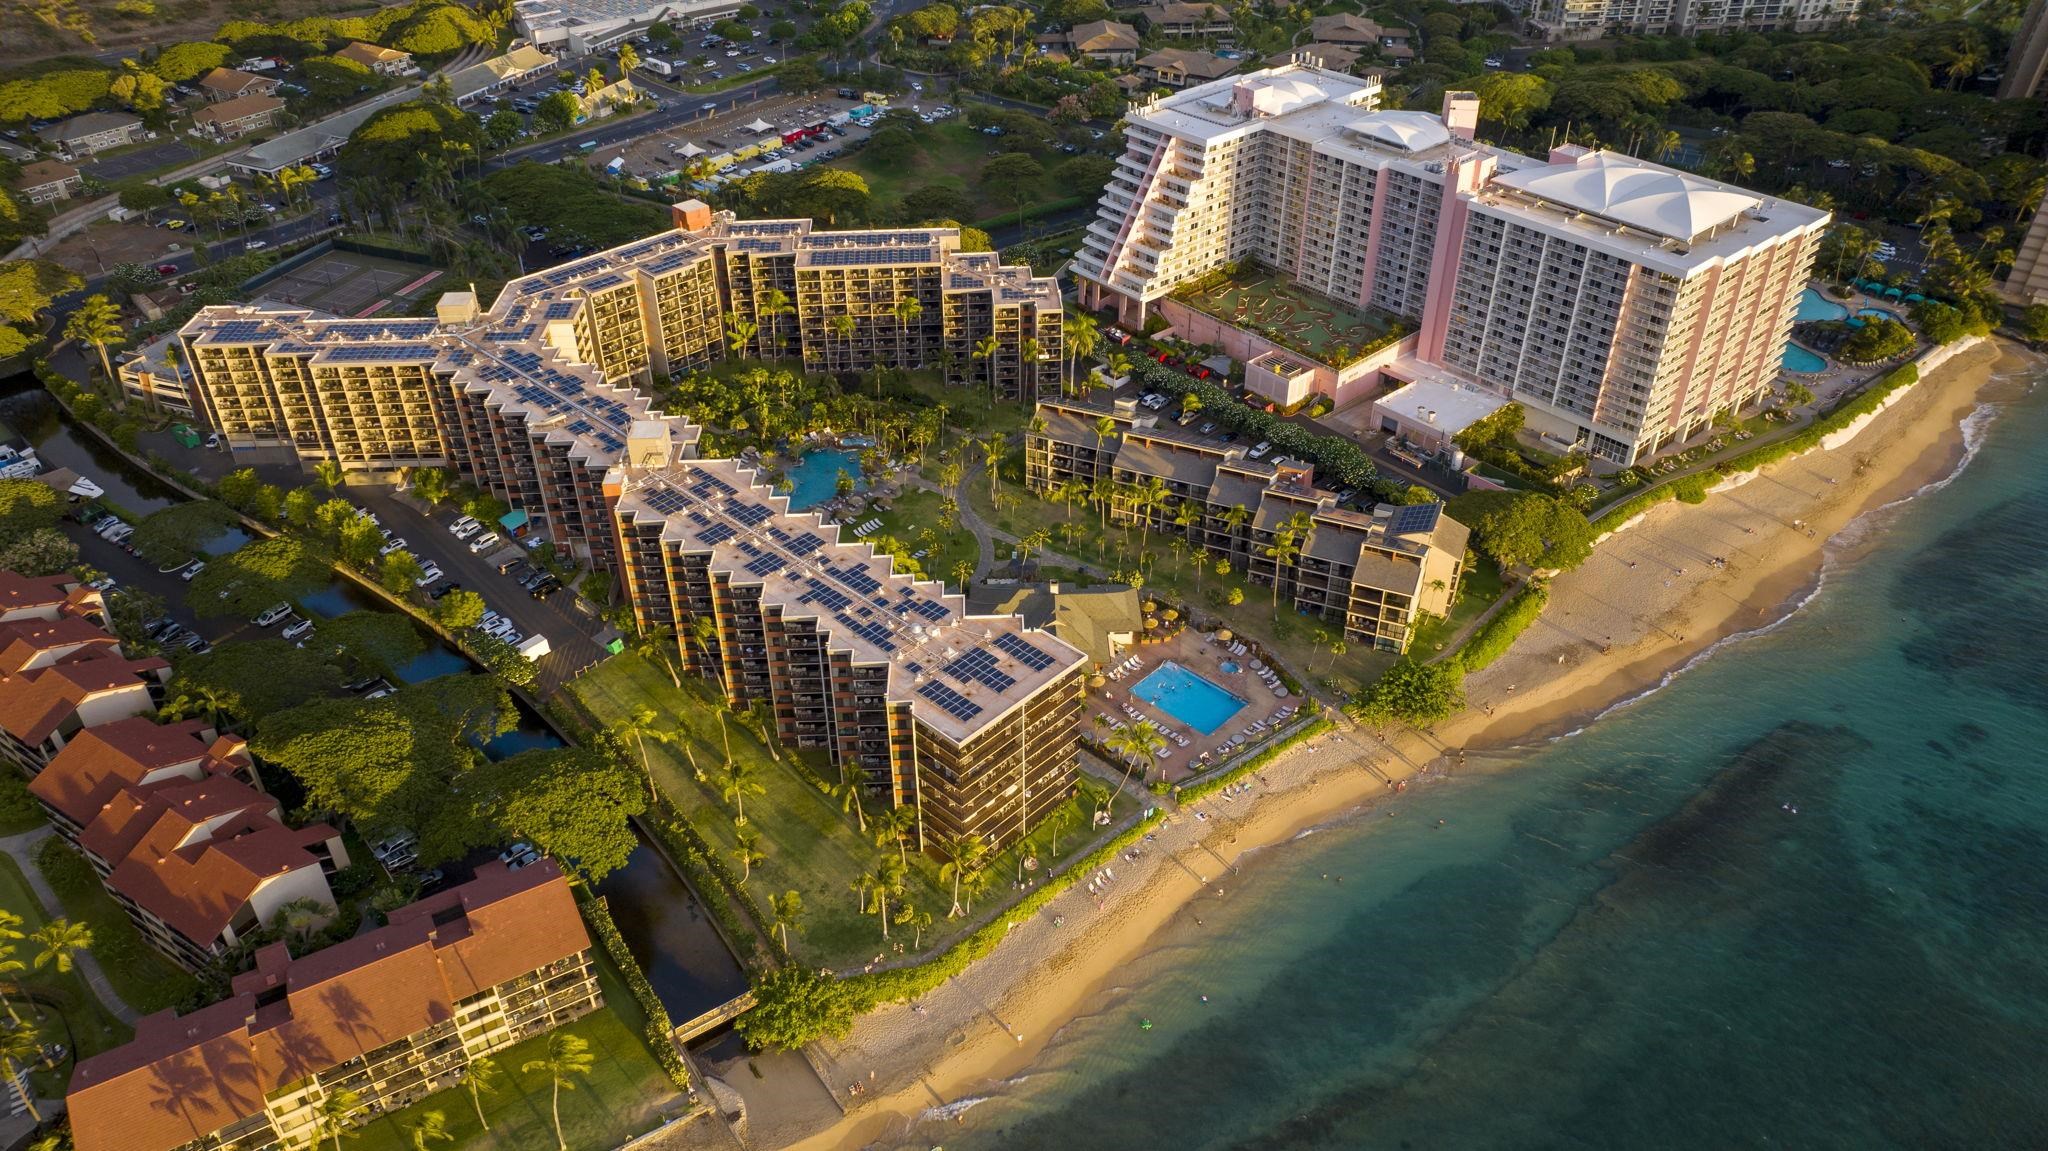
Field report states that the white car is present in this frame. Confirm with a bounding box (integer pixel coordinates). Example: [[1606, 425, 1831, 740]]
[[413, 564, 443, 587], [484, 618, 517, 639], [453, 520, 484, 540], [378, 536, 408, 556], [253, 603, 293, 627], [1247, 441, 1272, 459], [448, 515, 478, 536], [468, 531, 502, 554], [179, 560, 207, 581], [245, 240, 268, 251], [281, 618, 315, 640]]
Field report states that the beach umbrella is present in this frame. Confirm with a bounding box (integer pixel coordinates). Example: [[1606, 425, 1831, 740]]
[[1142, 600, 1158, 613], [1215, 629, 1233, 642], [1885, 286, 1903, 298], [1163, 608, 1180, 621], [1905, 293, 1925, 302], [1088, 674, 1106, 689], [1145, 618, 1159, 630]]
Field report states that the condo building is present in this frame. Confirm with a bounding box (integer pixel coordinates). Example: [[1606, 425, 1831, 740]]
[[1530, 0, 1860, 39], [1027, 395, 1468, 653], [0, 615, 169, 776], [178, 209, 1086, 852], [66, 861, 601, 1151], [1074, 63, 1829, 464]]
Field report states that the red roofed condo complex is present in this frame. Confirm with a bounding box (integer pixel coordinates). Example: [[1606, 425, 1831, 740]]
[[66, 861, 601, 1151], [0, 570, 107, 624], [0, 616, 169, 774]]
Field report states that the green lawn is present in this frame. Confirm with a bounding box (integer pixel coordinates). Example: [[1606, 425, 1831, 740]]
[[569, 654, 1136, 968], [1407, 554, 1506, 661], [33, 836, 199, 1016], [347, 959, 682, 1151], [836, 120, 1061, 221], [0, 774, 44, 836], [862, 487, 979, 590], [899, 368, 1033, 440], [0, 851, 132, 1100]]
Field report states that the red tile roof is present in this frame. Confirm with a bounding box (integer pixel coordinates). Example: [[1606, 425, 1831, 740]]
[[0, 571, 81, 617], [0, 652, 169, 745], [68, 861, 591, 1151], [0, 616, 121, 675], [28, 717, 236, 830]]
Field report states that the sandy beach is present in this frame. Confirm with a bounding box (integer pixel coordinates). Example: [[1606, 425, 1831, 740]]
[[712, 337, 2031, 1151]]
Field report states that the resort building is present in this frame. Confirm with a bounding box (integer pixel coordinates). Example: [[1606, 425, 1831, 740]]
[[116, 333, 199, 416], [513, 0, 746, 54], [1135, 48, 1239, 89], [1150, 2, 1236, 37], [0, 611, 168, 776], [1034, 19, 1141, 65], [176, 207, 1084, 852], [2003, 0, 2048, 99], [449, 44, 561, 106], [38, 111, 144, 159], [965, 582, 1144, 668], [1529, 0, 1860, 39], [1073, 62, 1827, 463], [2005, 186, 2048, 305], [0, 570, 107, 624], [333, 41, 417, 76], [198, 67, 282, 102], [192, 94, 286, 141], [66, 860, 602, 1151], [1026, 395, 1468, 652]]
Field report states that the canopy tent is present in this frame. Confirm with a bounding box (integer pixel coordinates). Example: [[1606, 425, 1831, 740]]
[[678, 141, 705, 156], [1884, 286, 1903, 298], [1905, 293, 1926, 302], [746, 118, 775, 133]]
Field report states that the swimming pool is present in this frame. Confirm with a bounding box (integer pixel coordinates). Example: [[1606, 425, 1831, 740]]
[[1132, 660, 1249, 736], [783, 447, 863, 511], [1794, 287, 1848, 323], [1856, 307, 1902, 324], [1781, 344, 1827, 374]]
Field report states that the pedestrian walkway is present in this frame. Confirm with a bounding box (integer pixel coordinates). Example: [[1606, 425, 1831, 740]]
[[0, 826, 138, 1026]]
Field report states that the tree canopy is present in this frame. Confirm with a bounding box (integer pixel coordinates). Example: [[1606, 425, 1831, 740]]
[[477, 742, 645, 879], [0, 260, 84, 357], [172, 639, 349, 723], [131, 500, 238, 567], [186, 535, 334, 618], [735, 967, 858, 1051], [1448, 490, 1595, 572], [337, 100, 484, 188], [1350, 659, 1465, 728], [0, 478, 66, 540]]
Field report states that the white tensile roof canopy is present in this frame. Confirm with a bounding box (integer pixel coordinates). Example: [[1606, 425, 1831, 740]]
[[1490, 152, 1760, 243], [746, 118, 775, 133], [1347, 110, 1450, 153]]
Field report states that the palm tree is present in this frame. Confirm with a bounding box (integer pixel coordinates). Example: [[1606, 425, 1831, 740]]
[[31, 920, 90, 975], [611, 706, 674, 804], [632, 625, 682, 689], [758, 288, 794, 359], [1018, 527, 1052, 563], [731, 827, 767, 883], [523, 1032, 595, 1151], [268, 897, 329, 950], [1090, 474, 1114, 532], [940, 833, 986, 918], [902, 903, 933, 949], [689, 615, 729, 700], [874, 806, 915, 868], [407, 1111, 454, 1151], [829, 313, 857, 370], [892, 294, 923, 365], [849, 871, 874, 916], [1064, 310, 1099, 392], [161, 681, 230, 728], [722, 759, 764, 826], [0, 912, 25, 1024], [725, 314, 759, 360], [463, 1055, 502, 1133], [314, 1088, 363, 1151], [1105, 720, 1166, 796], [1132, 475, 1169, 555], [1220, 502, 1251, 548], [64, 294, 123, 386], [1018, 336, 1042, 401], [769, 889, 804, 951], [833, 776, 868, 833], [1264, 528, 1301, 612], [872, 854, 906, 939], [1045, 805, 1075, 855], [973, 334, 1000, 397], [314, 459, 345, 495], [978, 435, 1005, 505], [0, 1021, 44, 1123], [1092, 415, 1118, 463]]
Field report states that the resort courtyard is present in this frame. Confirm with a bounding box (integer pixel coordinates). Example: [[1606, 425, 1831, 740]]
[[1173, 267, 1401, 366], [1091, 625, 1302, 784]]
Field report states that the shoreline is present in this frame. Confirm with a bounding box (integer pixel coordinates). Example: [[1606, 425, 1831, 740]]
[[734, 337, 2029, 1151]]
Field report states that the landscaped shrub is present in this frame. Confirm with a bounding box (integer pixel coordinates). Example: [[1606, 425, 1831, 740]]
[[575, 888, 695, 1091], [1125, 359, 1378, 488], [1456, 582, 1547, 672], [1175, 710, 1331, 804]]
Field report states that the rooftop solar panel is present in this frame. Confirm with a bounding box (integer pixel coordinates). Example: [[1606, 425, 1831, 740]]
[[917, 680, 982, 721], [995, 632, 1057, 671], [698, 522, 736, 545], [830, 564, 881, 596], [744, 553, 785, 577], [945, 649, 1015, 693]]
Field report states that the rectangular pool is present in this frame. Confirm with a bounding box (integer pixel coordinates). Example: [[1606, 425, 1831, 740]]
[[1132, 660, 1249, 736]]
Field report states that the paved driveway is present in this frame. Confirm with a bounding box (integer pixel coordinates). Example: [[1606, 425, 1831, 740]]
[[83, 140, 199, 182], [348, 485, 611, 691]]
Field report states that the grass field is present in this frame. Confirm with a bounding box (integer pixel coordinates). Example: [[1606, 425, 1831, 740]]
[[838, 120, 1059, 221], [569, 655, 1136, 968], [34, 836, 199, 1015], [1174, 269, 1400, 366], [347, 959, 681, 1151], [862, 487, 979, 589], [0, 851, 132, 1101]]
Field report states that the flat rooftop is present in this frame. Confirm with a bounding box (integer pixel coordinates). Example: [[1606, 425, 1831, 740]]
[[1173, 267, 1400, 364], [1373, 376, 1509, 438]]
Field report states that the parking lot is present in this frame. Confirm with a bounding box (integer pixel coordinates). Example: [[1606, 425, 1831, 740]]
[[591, 91, 872, 185], [81, 138, 200, 182]]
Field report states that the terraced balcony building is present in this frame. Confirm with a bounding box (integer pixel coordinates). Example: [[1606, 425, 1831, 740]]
[[178, 208, 1086, 852]]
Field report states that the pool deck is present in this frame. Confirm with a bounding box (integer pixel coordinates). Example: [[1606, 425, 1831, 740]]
[[1091, 628, 1299, 782]]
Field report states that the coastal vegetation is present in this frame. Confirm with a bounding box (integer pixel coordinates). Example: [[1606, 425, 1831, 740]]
[[1447, 490, 1596, 573], [1456, 581, 1550, 674], [1349, 658, 1466, 728]]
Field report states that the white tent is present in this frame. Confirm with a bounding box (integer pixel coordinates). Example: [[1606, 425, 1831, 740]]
[[678, 142, 705, 156], [746, 118, 775, 133]]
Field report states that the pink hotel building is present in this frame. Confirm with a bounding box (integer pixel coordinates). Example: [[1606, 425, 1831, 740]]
[[1073, 62, 1830, 464]]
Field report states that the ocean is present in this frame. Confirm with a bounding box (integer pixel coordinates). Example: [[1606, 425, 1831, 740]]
[[904, 354, 2048, 1151]]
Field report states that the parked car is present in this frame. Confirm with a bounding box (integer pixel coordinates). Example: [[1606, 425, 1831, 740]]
[[253, 603, 293, 627], [469, 531, 502, 554], [1247, 441, 1272, 459], [428, 582, 462, 600], [453, 520, 484, 540], [244, 240, 268, 251], [281, 618, 315, 640], [179, 560, 206, 581], [377, 536, 408, 556], [530, 579, 561, 600], [414, 564, 444, 586], [498, 841, 535, 866]]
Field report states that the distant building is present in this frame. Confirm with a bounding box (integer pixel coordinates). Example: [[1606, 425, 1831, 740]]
[[39, 111, 144, 158], [1531, 0, 1860, 40], [1265, 42, 1362, 73], [1150, 1, 1235, 37], [13, 160, 82, 205], [2005, 186, 2048, 304], [0, 624, 169, 775], [117, 333, 198, 415], [1036, 19, 1141, 65], [0, 572, 106, 625], [192, 93, 285, 140], [1027, 396, 1469, 653], [1307, 13, 1404, 46], [230, 87, 420, 175], [66, 861, 602, 1151], [1136, 48, 1239, 88], [513, 0, 745, 55], [2004, 0, 2048, 101], [198, 66, 282, 102], [334, 41, 417, 76], [450, 44, 560, 105]]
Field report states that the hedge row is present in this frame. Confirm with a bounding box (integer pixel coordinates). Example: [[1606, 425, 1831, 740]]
[[1126, 358, 1382, 490], [574, 889, 695, 1092], [839, 808, 1165, 1010], [1175, 711, 1333, 805], [1593, 362, 1921, 531], [1455, 582, 1547, 673]]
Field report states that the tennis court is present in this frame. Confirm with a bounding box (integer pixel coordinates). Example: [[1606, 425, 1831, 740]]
[[258, 251, 445, 318], [1175, 268, 1398, 364]]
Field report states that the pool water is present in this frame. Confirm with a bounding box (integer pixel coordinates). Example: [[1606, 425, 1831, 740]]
[[784, 447, 863, 511], [1132, 660, 1248, 736], [1781, 344, 1827, 373], [1793, 287, 1847, 323], [1855, 307, 1902, 325]]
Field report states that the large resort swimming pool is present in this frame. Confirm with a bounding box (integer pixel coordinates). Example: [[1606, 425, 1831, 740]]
[[1132, 661, 1249, 736]]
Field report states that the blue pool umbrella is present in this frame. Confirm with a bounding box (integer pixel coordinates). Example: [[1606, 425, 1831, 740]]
[[1905, 293, 1925, 302], [1885, 286, 1904, 298]]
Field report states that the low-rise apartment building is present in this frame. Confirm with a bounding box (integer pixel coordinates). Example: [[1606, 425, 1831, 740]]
[[1026, 396, 1468, 652], [39, 111, 145, 158], [14, 160, 83, 205], [1035, 19, 1141, 64], [193, 94, 285, 140], [1136, 48, 1239, 88], [117, 332, 199, 415], [0, 571, 106, 624], [334, 41, 417, 76], [66, 861, 602, 1151], [1531, 0, 1859, 39], [199, 67, 283, 101], [0, 610, 168, 776], [1074, 63, 1827, 464]]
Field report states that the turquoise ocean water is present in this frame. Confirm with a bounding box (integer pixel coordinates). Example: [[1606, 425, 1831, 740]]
[[898, 353, 2048, 1151]]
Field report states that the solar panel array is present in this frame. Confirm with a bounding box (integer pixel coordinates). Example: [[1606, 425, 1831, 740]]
[[918, 680, 982, 722], [995, 632, 1056, 671], [209, 320, 271, 343], [809, 247, 935, 267], [642, 487, 687, 515], [829, 563, 881, 595], [544, 301, 579, 320], [322, 343, 436, 363], [698, 522, 736, 546], [799, 578, 851, 611], [1388, 503, 1441, 536], [945, 649, 1015, 694], [735, 238, 783, 253]]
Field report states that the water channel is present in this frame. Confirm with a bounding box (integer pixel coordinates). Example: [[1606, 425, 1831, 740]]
[[1, 367, 747, 1027]]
